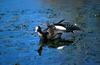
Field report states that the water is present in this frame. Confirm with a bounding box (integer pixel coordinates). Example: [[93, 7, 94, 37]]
[[0, 0, 100, 65]]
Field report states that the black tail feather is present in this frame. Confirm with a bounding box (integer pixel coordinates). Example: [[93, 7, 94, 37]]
[[54, 19, 65, 25]]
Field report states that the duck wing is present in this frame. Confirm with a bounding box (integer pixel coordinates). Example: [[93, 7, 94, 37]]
[[54, 22, 81, 32]]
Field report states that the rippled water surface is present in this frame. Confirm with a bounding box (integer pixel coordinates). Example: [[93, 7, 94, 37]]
[[0, 0, 100, 65]]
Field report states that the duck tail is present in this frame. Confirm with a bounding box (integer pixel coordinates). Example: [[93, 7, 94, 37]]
[[75, 26, 85, 32]]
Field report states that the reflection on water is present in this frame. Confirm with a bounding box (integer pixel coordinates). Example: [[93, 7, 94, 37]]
[[37, 38, 74, 56]]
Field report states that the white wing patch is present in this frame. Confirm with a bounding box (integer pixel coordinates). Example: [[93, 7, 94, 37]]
[[57, 46, 65, 50], [55, 26, 66, 30]]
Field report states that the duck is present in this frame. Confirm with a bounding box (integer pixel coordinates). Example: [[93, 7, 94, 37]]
[[35, 19, 84, 43]]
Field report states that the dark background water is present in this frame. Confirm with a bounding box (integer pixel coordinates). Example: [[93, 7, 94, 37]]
[[0, 0, 100, 65]]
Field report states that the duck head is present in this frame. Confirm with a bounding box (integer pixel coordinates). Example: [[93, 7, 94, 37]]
[[35, 26, 41, 32], [35, 26, 44, 37]]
